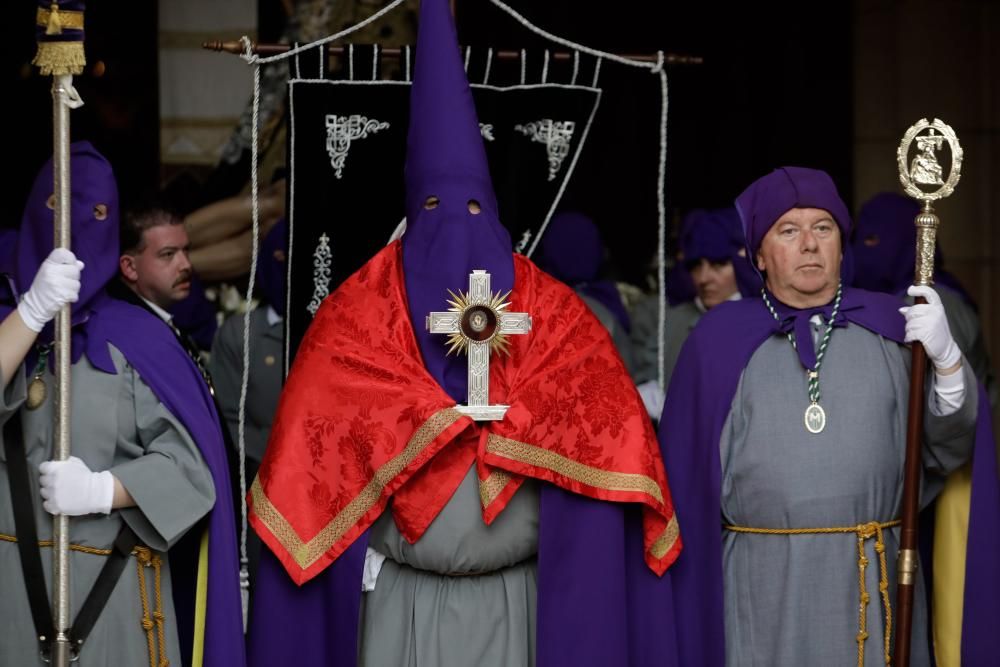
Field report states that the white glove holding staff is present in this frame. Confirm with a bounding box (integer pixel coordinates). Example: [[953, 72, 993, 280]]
[[39, 456, 114, 516], [899, 285, 962, 372], [18, 247, 83, 333]]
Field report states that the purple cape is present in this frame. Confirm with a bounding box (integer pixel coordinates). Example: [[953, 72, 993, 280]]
[[86, 295, 247, 667], [657, 287, 999, 665]]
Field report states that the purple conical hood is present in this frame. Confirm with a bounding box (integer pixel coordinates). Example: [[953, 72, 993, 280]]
[[16, 141, 119, 315], [401, 0, 513, 402]]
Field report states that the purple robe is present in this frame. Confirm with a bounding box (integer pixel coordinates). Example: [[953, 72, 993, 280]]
[[657, 287, 999, 665]]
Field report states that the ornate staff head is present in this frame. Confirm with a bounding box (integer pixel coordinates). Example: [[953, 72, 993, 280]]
[[896, 118, 962, 286], [32, 1, 86, 77]]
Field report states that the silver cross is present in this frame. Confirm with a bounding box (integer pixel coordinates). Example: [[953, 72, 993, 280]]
[[426, 270, 532, 421]]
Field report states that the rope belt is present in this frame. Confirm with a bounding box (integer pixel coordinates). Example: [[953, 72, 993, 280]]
[[0, 533, 170, 667], [724, 519, 901, 667]]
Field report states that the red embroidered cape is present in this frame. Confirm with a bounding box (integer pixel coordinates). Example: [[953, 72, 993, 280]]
[[249, 241, 681, 585]]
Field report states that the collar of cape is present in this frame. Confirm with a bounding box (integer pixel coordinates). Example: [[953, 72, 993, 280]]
[[250, 240, 679, 585]]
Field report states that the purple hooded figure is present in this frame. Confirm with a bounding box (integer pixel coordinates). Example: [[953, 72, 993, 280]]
[[247, 1, 680, 665], [0, 142, 245, 667], [537, 210, 632, 332], [679, 207, 761, 301], [658, 166, 998, 666], [851, 191, 976, 307]]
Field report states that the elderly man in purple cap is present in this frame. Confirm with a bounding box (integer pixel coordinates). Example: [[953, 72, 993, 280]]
[[0, 143, 245, 667], [631, 207, 760, 418], [658, 166, 998, 666]]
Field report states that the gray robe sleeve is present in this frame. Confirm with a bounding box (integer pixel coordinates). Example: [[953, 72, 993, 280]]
[[921, 360, 978, 484], [0, 361, 26, 424], [628, 295, 659, 385], [110, 359, 216, 552], [207, 314, 243, 446]]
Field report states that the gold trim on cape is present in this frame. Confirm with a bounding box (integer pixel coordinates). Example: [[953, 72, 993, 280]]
[[650, 515, 680, 559], [478, 470, 513, 508], [485, 434, 664, 504], [252, 407, 464, 570]]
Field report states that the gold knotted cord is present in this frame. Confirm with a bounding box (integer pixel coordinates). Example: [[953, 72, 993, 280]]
[[725, 519, 900, 667], [0, 533, 169, 667]]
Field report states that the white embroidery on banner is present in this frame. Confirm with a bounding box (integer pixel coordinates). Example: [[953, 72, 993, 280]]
[[514, 119, 576, 181], [324, 115, 390, 179], [515, 229, 533, 254], [479, 123, 496, 142], [307, 233, 332, 316]]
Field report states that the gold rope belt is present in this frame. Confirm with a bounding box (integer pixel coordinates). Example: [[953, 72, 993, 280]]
[[725, 520, 901, 667], [0, 533, 170, 667]]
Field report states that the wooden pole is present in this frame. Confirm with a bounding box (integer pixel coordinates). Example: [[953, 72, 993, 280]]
[[893, 202, 940, 666]]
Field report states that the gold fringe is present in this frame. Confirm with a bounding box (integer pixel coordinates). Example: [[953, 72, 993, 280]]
[[32, 41, 86, 77]]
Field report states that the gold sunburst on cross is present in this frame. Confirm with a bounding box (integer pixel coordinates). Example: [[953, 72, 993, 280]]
[[442, 287, 515, 356]]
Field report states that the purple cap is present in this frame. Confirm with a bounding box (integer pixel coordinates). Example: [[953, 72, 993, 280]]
[[16, 141, 119, 316], [537, 211, 603, 285], [734, 166, 851, 261], [679, 208, 744, 266], [401, 0, 513, 401]]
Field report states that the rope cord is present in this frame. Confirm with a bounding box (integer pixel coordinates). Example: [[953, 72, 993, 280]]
[[726, 520, 899, 666]]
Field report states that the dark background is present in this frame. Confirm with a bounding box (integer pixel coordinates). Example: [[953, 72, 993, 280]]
[[2, 1, 851, 284]]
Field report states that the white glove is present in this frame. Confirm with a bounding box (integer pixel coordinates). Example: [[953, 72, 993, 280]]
[[18, 248, 84, 333], [38, 456, 114, 516], [899, 285, 962, 371], [636, 380, 665, 422]]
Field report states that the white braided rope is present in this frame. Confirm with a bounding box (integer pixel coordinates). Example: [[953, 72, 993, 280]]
[[464, 45, 471, 72], [372, 44, 379, 80], [483, 48, 494, 84], [655, 56, 668, 391], [404, 45, 411, 82], [541, 49, 550, 84], [236, 35, 260, 632], [348, 44, 354, 80], [571, 50, 580, 85], [520, 49, 527, 85], [232, 0, 409, 628], [238, 0, 407, 65], [482, 0, 670, 389]]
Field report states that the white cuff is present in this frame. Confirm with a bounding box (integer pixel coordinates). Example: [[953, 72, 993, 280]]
[[930, 366, 966, 417], [361, 547, 386, 592]]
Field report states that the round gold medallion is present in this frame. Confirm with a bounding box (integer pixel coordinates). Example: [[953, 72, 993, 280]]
[[26, 377, 47, 410]]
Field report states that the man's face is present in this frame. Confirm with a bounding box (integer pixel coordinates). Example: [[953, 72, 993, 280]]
[[689, 258, 738, 309], [121, 224, 192, 309], [756, 207, 841, 307]]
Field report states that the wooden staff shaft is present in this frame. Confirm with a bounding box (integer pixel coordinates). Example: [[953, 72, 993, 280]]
[[893, 203, 938, 666], [50, 74, 73, 667]]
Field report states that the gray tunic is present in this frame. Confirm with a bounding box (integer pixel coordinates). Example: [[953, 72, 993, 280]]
[[630, 294, 701, 387], [0, 345, 216, 667], [208, 307, 284, 469], [359, 465, 539, 667], [720, 319, 976, 666]]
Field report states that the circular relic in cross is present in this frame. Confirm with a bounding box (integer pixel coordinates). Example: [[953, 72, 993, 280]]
[[460, 304, 498, 342]]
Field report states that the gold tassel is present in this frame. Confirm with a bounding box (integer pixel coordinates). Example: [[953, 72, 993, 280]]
[[32, 41, 86, 76], [46, 3, 62, 35]]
